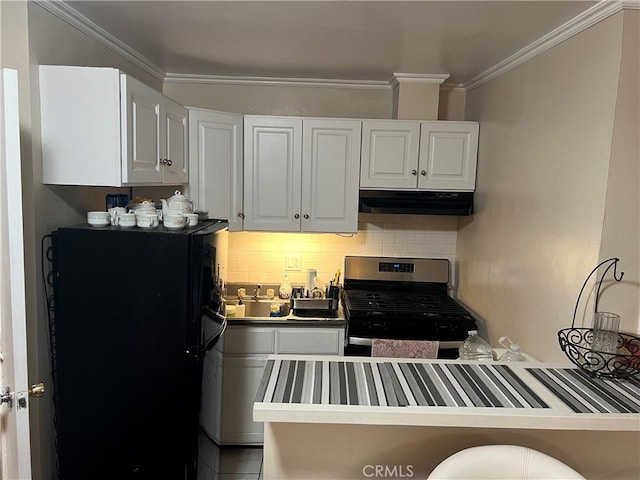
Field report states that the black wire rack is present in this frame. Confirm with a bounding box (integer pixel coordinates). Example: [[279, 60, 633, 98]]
[[557, 257, 640, 380]]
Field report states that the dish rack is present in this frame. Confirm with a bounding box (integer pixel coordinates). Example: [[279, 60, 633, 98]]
[[557, 257, 640, 380]]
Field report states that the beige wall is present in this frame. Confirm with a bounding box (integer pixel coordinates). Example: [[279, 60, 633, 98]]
[[163, 81, 391, 118], [597, 11, 640, 334], [457, 12, 632, 361], [439, 88, 467, 121]]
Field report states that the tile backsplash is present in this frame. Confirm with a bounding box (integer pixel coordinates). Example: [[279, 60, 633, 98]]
[[222, 213, 459, 287]]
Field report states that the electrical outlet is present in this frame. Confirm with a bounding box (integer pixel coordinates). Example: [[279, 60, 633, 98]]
[[285, 254, 302, 271]]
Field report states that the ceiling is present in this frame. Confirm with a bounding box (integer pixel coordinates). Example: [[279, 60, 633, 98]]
[[64, 1, 599, 85]]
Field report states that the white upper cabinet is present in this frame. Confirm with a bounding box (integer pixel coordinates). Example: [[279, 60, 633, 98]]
[[418, 121, 479, 191], [360, 119, 479, 191], [161, 97, 189, 185], [39, 65, 187, 186], [301, 119, 361, 233], [360, 120, 420, 189], [243, 116, 303, 232], [243, 116, 361, 233], [187, 108, 243, 230]]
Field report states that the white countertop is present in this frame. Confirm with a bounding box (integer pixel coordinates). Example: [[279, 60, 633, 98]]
[[253, 355, 640, 432]]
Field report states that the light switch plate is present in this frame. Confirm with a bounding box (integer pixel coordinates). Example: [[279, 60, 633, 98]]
[[285, 254, 302, 271]]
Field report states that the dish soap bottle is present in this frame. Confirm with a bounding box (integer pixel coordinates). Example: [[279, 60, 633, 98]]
[[279, 273, 292, 299], [459, 330, 493, 361]]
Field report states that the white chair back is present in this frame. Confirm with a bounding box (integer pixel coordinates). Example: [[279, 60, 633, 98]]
[[427, 445, 586, 479]]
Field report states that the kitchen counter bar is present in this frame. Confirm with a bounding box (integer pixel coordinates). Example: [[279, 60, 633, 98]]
[[254, 355, 640, 431], [255, 355, 640, 480]]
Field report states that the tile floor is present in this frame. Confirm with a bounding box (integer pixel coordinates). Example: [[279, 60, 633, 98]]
[[198, 430, 264, 480]]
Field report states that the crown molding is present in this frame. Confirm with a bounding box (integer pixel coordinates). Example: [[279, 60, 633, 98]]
[[390, 73, 450, 89], [33, 0, 164, 81], [164, 73, 390, 89], [440, 84, 466, 94], [621, 0, 640, 9], [463, 0, 629, 92]]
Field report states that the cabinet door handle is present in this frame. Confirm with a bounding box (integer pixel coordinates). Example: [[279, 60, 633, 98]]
[[294, 214, 300, 219], [420, 170, 426, 176], [411, 169, 417, 176], [237, 213, 245, 219], [160, 158, 173, 167], [303, 214, 309, 220]]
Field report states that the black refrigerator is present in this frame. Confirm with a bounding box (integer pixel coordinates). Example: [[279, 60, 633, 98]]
[[49, 220, 228, 480]]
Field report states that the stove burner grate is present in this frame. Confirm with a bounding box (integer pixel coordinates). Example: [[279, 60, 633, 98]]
[[344, 290, 471, 317]]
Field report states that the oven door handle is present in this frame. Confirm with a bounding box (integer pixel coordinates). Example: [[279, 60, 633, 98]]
[[348, 336, 463, 350]]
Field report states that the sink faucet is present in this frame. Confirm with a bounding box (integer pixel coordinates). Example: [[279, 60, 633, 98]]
[[253, 284, 262, 299]]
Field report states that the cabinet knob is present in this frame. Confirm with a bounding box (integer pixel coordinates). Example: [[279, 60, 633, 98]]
[[294, 214, 300, 219], [411, 169, 417, 176], [237, 213, 245, 219], [161, 158, 173, 167], [303, 214, 309, 220], [420, 170, 427, 176]]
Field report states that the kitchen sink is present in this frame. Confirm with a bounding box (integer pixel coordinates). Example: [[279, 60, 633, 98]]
[[225, 298, 290, 318]]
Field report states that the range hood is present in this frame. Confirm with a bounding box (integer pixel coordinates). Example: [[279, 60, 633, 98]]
[[359, 190, 474, 216]]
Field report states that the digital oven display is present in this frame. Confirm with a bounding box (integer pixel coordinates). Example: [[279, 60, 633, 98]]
[[378, 262, 415, 273]]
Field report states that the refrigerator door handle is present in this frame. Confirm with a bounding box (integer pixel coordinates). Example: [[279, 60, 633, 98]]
[[193, 309, 227, 359]]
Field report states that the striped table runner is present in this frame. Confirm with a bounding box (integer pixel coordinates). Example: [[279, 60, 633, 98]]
[[527, 368, 640, 414], [256, 359, 549, 409]]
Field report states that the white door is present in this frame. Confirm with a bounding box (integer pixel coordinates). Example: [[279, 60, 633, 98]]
[[243, 116, 302, 232], [418, 121, 479, 191], [0, 69, 33, 479], [187, 109, 243, 231], [360, 120, 420, 189], [162, 97, 188, 185], [121, 74, 163, 184], [301, 119, 361, 233]]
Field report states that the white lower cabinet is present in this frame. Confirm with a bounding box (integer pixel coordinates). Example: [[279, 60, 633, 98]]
[[201, 325, 344, 445]]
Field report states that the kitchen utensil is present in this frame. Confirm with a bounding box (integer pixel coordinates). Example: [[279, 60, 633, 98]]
[[136, 213, 159, 229], [184, 213, 198, 228], [161, 190, 195, 217], [107, 207, 126, 224], [306, 269, 317, 296], [592, 312, 620, 354], [195, 210, 209, 221], [127, 200, 157, 216], [87, 211, 110, 227], [113, 212, 136, 228], [163, 214, 186, 230]]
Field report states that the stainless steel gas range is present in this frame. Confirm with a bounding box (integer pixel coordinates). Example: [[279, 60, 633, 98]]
[[341, 256, 476, 358]]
